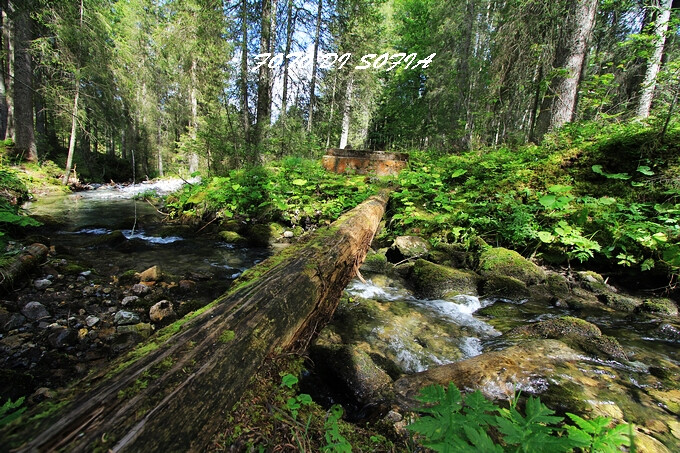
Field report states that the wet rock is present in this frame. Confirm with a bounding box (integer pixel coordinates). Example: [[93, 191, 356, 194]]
[[576, 271, 608, 294], [385, 236, 430, 263], [428, 243, 469, 268], [114, 310, 141, 326], [21, 301, 50, 321], [131, 283, 151, 297], [178, 280, 196, 291], [149, 300, 176, 323], [47, 327, 78, 349], [116, 322, 153, 339], [545, 273, 570, 299], [657, 323, 680, 341], [310, 343, 393, 405], [219, 230, 248, 245], [139, 265, 161, 282], [481, 275, 529, 300], [85, 315, 100, 327], [636, 298, 678, 317], [118, 269, 139, 285], [412, 259, 479, 298], [246, 223, 281, 247], [361, 250, 390, 273], [599, 292, 640, 312], [3, 313, 27, 331], [33, 279, 52, 290], [88, 230, 127, 247], [121, 295, 139, 306], [508, 316, 627, 360], [393, 339, 579, 403], [478, 247, 545, 285]]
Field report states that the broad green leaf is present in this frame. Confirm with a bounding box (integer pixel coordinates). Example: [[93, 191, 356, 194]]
[[636, 165, 654, 176], [292, 178, 307, 186], [537, 231, 555, 243], [548, 184, 572, 194], [539, 195, 556, 208], [451, 169, 467, 178]]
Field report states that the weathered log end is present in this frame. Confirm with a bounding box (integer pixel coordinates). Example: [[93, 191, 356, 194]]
[[0, 243, 49, 292], [1, 190, 390, 452]]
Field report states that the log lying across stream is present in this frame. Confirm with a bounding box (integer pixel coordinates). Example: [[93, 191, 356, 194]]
[[2, 189, 390, 452]]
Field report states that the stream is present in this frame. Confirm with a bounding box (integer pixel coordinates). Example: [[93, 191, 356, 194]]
[[5, 182, 680, 451]]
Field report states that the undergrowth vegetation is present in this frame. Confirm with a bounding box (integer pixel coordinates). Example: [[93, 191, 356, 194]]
[[389, 122, 680, 281], [165, 157, 377, 227]]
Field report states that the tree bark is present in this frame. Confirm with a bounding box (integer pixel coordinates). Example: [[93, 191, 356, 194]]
[[239, 0, 251, 154], [307, 0, 323, 132], [637, 0, 673, 118], [62, 80, 79, 185], [12, 0, 37, 161], [255, 0, 272, 147], [2, 190, 390, 452], [339, 76, 353, 149], [280, 0, 296, 123], [534, 0, 598, 141]]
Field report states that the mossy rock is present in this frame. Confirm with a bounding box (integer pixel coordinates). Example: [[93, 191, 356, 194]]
[[119, 269, 140, 286], [477, 301, 521, 318], [545, 273, 570, 299], [508, 316, 626, 360], [577, 271, 608, 294], [478, 247, 545, 285], [599, 293, 640, 313], [428, 243, 470, 268], [412, 259, 480, 298], [385, 236, 431, 263], [87, 230, 127, 247], [218, 230, 248, 245], [219, 219, 246, 234], [481, 275, 529, 300], [62, 263, 89, 276], [636, 298, 678, 316], [245, 224, 274, 247], [361, 250, 390, 273]]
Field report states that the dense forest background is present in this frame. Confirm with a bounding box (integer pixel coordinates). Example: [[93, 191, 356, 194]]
[[1, 0, 679, 180]]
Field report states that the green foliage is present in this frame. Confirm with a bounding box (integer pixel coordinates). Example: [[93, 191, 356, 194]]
[[0, 397, 26, 427], [390, 123, 680, 279], [407, 383, 632, 453], [165, 158, 377, 227]]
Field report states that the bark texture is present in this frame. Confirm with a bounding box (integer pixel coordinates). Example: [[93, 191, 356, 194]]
[[12, 0, 37, 161], [637, 0, 673, 118], [2, 190, 390, 452], [0, 243, 48, 292]]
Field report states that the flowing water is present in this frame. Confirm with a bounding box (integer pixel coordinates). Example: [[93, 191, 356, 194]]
[[24, 180, 271, 299]]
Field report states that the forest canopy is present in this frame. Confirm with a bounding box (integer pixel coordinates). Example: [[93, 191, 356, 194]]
[[0, 0, 678, 179]]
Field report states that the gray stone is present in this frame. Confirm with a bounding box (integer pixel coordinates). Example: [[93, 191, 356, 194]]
[[3, 313, 26, 331], [21, 302, 50, 321], [48, 327, 78, 348], [131, 284, 151, 297], [283, 231, 295, 238], [149, 300, 176, 323], [114, 310, 141, 326], [386, 236, 431, 262], [121, 295, 140, 306], [85, 315, 100, 327], [33, 279, 52, 290]]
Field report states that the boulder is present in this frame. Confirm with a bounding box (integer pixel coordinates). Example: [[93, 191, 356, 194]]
[[481, 275, 529, 300], [508, 316, 627, 360], [412, 259, 479, 298], [385, 236, 430, 263], [478, 247, 545, 285], [360, 250, 390, 273], [636, 298, 678, 317], [114, 310, 141, 326], [218, 230, 248, 245]]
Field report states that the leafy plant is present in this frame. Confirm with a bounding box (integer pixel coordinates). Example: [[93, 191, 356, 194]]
[[407, 383, 632, 453], [0, 397, 26, 427]]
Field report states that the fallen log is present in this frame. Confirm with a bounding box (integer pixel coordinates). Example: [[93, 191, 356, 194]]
[[0, 243, 48, 292], [1, 189, 389, 452]]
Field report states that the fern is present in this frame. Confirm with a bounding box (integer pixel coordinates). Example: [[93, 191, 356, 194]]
[[407, 382, 633, 453], [0, 397, 26, 427]]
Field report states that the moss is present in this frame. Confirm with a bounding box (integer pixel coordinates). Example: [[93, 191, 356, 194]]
[[361, 251, 389, 273], [118, 269, 139, 285], [218, 230, 247, 245], [546, 273, 570, 299], [412, 259, 479, 298], [219, 329, 235, 343], [62, 263, 88, 275], [577, 271, 608, 294], [636, 298, 678, 316], [478, 247, 545, 284], [481, 275, 529, 300], [600, 293, 640, 312]]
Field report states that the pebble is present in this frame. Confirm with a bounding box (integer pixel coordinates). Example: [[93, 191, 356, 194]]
[[114, 310, 141, 326], [283, 231, 294, 238], [34, 279, 52, 290], [131, 284, 151, 296], [21, 301, 50, 321], [149, 300, 176, 323], [86, 315, 100, 327], [121, 295, 139, 306]]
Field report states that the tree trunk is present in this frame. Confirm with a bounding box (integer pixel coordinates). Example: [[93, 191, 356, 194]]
[[534, 0, 598, 141], [239, 0, 251, 154], [2, 0, 13, 141], [637, 0, 673, 118], [2, 190, 390, 453], [188, 58, 199, 174], [12, 0, 37, 161], [62, 81, 79, 185], [339, 76, 353, 149], [255, 0, 272, 147], [280, 0, 295, 123], [307, 0, 323, 132]]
